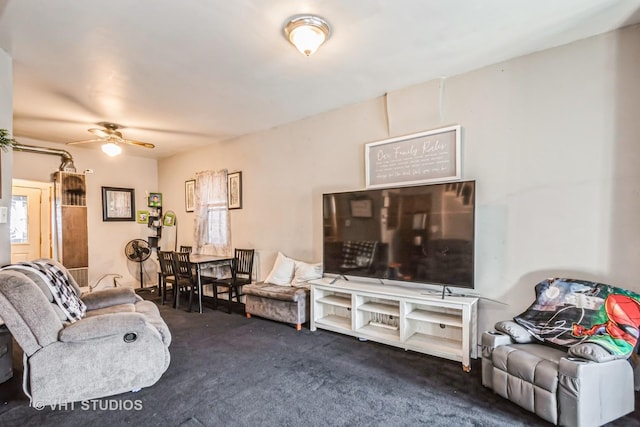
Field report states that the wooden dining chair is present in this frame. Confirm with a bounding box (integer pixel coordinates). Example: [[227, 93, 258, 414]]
[[171, 251, 218, 312], [157, 251, 176, 305], [171, 251, 198, 311], [211, 249, 255, 313]]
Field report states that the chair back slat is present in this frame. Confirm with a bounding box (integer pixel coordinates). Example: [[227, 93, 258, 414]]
[[158, 251, 175, 276], [179, 246, 192, 253], [172, 252, 195, 283], [233, 249, 255, 280]]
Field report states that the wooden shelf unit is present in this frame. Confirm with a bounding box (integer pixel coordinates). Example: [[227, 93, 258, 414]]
[[53, 171, 88, 287], [310, 278, 478, 371]]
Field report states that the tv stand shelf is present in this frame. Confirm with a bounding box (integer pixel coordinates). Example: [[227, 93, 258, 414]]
[[310, 278, 478, 371]]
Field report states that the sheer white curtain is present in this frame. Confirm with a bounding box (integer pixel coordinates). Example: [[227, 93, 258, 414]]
[[193, 169, 231, 257]]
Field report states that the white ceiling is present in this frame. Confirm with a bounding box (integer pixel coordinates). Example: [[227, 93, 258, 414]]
[[1, 0, 639, 159]]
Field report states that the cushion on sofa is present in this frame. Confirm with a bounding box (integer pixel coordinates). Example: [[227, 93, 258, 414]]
[[495, 320, 536, 343], [82, 287, 142, 311], [243, 282, 308, 302], [83, 303, 136, 317], [264, 252, 295, 286], [292, 261, 322, 285]]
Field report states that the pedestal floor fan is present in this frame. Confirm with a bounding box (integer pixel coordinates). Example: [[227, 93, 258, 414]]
[[124, 239, 155, 288]]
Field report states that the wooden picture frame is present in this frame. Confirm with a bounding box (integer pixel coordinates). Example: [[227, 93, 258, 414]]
[[227, 171, 242, 210], [185, 179, 195, 212], [365, 125, 461, 189], [102, 187, 135, 221]]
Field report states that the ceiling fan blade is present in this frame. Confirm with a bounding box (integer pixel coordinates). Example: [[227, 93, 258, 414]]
[[66, 139, 104, 145], [88, 128, 111, 139], [122, 139, 155, 149]]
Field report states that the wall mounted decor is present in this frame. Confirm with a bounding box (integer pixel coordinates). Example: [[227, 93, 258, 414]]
[[227, 171, 242, 209], [102, 187, 135, 221], [136, 210, 149, 224], [148, 192, 162, 208], [163, 210, 176, 227], [185, 179, 195, 212], [365, 125, 461, 189]]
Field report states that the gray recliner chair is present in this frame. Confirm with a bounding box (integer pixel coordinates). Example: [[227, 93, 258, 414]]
[[0, 261, 171, 406], [482, 320, 635, 427]]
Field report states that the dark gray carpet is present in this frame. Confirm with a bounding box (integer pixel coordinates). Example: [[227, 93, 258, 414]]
[[0, 296, 638, 427]]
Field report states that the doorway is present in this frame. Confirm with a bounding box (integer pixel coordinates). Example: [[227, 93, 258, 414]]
[[10, 179, 53, 263]]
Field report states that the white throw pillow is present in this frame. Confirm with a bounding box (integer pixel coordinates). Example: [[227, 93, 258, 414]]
[[292, 261, 323, 285], [264, 252, 295, 286]]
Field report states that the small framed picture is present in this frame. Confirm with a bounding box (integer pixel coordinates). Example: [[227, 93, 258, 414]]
[[163, 211, 176, 227], [136, 210, 149, 224], [185, 180, 195, 212], [227, 171, 242, 210], [148, 192, 162, 207]]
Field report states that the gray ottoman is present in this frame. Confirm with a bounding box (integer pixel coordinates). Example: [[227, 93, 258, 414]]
[[243, 283, 310, 330]]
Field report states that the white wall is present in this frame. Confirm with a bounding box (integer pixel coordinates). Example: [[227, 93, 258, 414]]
[[12, 139, 158, 287], [159, 25, 640, 337], [0, 48, 12, 265]]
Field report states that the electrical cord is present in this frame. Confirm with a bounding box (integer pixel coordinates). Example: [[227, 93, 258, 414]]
[[89, 274, 122, 292]]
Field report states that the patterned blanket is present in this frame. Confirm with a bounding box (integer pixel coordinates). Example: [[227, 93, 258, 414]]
[[1, 260, 86, 322], [340, 241, 378, 269], [514, 278, 640, 358]]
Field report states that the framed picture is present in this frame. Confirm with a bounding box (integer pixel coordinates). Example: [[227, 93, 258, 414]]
[[350, 198, 373, 218], [136, 210, 149, 224], [185, 179, 195, 212], [227, 171, 242, 210], [148, 192, 162, 207], [102, 187, 135, 221], [163, 211, 176, 227], [365, 125, 461, 189]]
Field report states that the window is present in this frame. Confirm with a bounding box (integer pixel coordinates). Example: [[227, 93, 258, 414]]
[[10, 195, 28, 244], [194, 170, 231, 255]]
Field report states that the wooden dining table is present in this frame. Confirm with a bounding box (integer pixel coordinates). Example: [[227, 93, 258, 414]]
[[189, 254, 234, 313]]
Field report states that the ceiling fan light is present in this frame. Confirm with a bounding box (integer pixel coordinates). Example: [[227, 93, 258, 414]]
[[284, 15, 330, 56], [102, 142, 122, 156]]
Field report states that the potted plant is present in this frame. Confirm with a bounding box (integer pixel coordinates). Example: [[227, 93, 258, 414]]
[[0, 128, 16, 152]]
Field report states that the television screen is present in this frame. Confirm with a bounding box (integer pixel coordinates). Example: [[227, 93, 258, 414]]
[[322, 181, 475, 289]]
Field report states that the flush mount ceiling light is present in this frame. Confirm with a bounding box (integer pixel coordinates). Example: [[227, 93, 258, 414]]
[[101, 142, 122, 156], [284, 15, 331, 56]]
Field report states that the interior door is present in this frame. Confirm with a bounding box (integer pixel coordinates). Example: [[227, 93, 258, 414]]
[[10, 184, 50, 263]]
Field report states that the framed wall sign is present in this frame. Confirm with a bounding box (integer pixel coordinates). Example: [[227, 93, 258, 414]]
[[102, 187, 135, 221], [227, 171, 242, 209], [365, 125, 461, 189], [185, 179, 195, 212]]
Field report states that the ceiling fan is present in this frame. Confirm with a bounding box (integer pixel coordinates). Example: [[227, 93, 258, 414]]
[[66, 122, 155, 156]]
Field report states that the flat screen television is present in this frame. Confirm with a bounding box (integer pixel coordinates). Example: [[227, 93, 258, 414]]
[[322, 180, 475, 289]]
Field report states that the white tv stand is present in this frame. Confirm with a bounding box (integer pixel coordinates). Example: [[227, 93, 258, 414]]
[[309, 278, 478, 371]]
